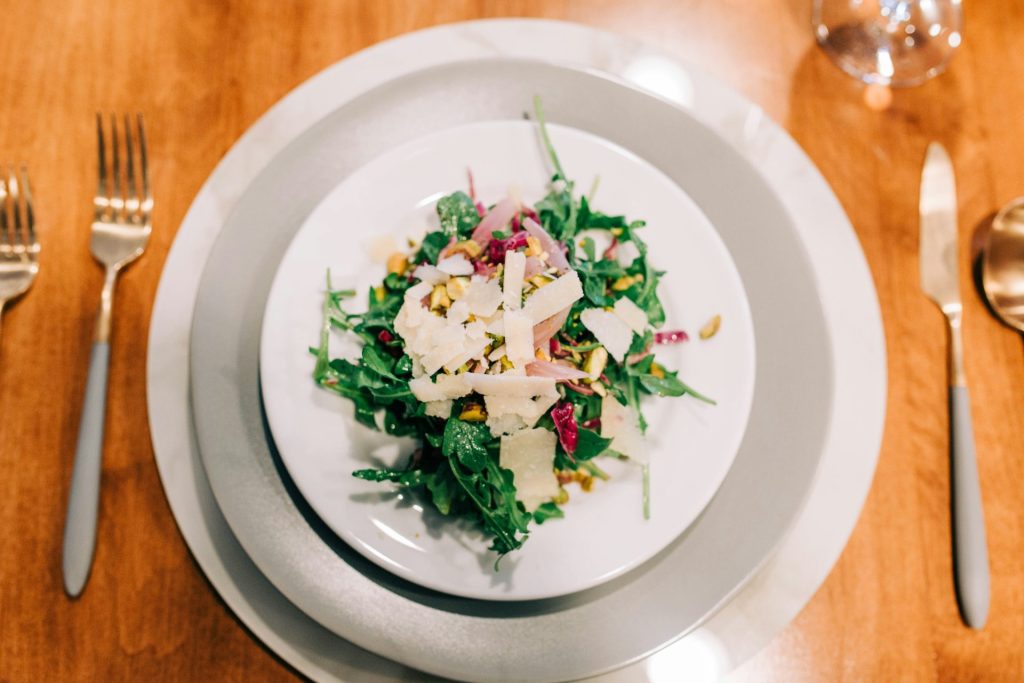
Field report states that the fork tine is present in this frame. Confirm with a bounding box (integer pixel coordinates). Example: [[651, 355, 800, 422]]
[[8, 167, 22, 248], [137, 113, 151, 219], [20, 166, 35, 250], [95, 114, 108, 220], [110, 114, 122, 222], [123, 114, 139, 223]]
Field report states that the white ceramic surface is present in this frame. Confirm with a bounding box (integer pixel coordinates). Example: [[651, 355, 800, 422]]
[[147, 19, 885, 683], [260, 119, 756, 601]]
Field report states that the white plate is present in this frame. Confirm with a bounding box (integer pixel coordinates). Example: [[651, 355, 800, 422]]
[[147, 19, 885, 683], [192, 57, 836, 683], [259, 119, 756, 601]]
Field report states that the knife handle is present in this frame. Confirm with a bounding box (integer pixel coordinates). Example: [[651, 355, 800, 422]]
[[949, 383, 990, 629]]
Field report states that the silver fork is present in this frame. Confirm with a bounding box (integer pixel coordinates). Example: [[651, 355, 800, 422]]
[[0, 167, 39, 343], [63, 114, 152, 597]]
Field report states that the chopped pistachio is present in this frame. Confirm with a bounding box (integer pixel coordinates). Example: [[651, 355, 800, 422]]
[[452, 239, 482, 258], [611, 274, 644, 291], [459, 403, 487, 422], [535, 347, 552, 362], [429, 284, 451, 311], [527, 274, 553, 289], [446, 276, 470, 300], [525, 236, 543, 257], [700, 314, 722, 340], [386, 252, 408, 276], [583, 346, 608, 379]]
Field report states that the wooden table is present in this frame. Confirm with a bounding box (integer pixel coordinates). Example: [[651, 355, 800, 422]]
[[2, 1, 1022, 680]]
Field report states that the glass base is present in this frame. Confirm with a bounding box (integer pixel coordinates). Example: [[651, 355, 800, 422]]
[[817, 19, 959, 87]]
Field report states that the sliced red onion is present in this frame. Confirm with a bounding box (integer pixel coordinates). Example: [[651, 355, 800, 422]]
[[473, 260, 497, 277], [655, 330, 690, 344], [471, 198, 519, 246], [565, 382, 595, 396], [602, 235, 618, 260], [551, 401, 579, 456], [525, 360, 589, 381], [487, 230, 528, 263], [523, 255, 545, 279], [523, 217, 570, 271], [625, 350, 651, 365], [533, 305, 571, 348]]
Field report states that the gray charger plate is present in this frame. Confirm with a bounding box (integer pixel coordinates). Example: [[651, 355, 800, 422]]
[[190, 59, 832, 683]]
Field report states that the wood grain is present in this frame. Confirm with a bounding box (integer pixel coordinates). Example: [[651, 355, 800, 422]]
[[0, 1, 1021, 681]]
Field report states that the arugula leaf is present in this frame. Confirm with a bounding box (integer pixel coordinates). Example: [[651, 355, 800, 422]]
[[436, 191, 480, 238], [532, 502, 565, 525], [638, 372, 716, 404], [573, 428, 614, 461], [582, 272, 611, 306], [425, 468, 458, 515], [352, 467, 425, 486], [579, 236, 596, 262], [442, 419, 492, 473], [415, 231, 450, 265]]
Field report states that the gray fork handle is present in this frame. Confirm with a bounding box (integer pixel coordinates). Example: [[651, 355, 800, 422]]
[[950, 385, 989, 629], [62, 342, 109, 597]]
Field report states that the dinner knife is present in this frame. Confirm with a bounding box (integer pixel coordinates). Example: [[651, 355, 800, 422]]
[[919, 141, 989, 629]]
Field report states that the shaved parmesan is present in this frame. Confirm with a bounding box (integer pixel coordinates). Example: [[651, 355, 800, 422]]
[[580, 308, 633, 362], [437, 254, 473, 276], [503, 250, 526, 311], [409, 374, 472, 402], [503, 310, 533, 368], [421, 323, 468, 375], [463, 278, 502, 318], [613, 296, 648, 334], [481, 393, 557, 430], [487, 413, 528, 436], [464, 373, 557, 398], [523, 270, 583, 324], [601, 395, 647, 463], [484, 314, 504, 336], [499, 428, 560, 512], [443, 337, 490, 373], [412, 264, 449, 285], [424, 400, 453, 418], [488, 344, 507, 362], [447, 300, 470, 324], [404, 281, 433, 303]]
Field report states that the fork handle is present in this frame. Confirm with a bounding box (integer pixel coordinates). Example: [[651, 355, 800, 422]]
[[950, 384, 989, 629], [62, 341, 109, 597]]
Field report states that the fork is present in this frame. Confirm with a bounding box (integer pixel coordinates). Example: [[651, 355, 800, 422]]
[[63, 114, 151, 597], [0, 167, 39, 344]]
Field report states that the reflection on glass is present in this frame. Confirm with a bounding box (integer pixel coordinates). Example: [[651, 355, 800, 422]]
[[813, 0, 963, 87]]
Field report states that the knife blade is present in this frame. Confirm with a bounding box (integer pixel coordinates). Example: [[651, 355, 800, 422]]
[[919, 141, 990, 629], [920, 143, 961, 315]]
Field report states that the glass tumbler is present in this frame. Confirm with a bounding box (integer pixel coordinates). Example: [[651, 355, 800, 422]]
[[813, 0, 963, 87]]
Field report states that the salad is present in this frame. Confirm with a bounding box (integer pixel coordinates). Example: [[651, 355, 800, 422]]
[[314, 99, 713, 558]]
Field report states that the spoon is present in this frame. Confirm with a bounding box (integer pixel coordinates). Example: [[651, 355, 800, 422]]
[[982, 198, 1024, 333]]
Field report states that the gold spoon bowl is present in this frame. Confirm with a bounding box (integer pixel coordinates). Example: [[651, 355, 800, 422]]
[[982, 198, 1024, 333]]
